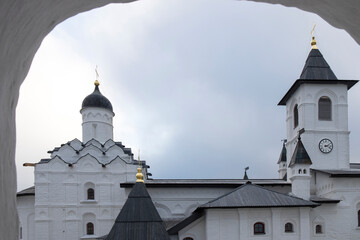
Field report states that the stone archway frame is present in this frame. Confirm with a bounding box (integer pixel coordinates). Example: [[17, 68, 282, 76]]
[[0, 0, 359, 239]]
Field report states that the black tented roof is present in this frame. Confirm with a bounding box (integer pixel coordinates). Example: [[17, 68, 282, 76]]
[[278, 48, 358, 106], [288, 138, 312, 167], [105, 182, 170, 240]]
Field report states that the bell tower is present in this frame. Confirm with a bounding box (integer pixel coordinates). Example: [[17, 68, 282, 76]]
[[278, 34, 358, 172]]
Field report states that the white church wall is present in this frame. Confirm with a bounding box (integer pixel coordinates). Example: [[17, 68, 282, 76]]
[[178, 216, 206, 240], [31, 151, 140, 240], [179, 207, 309, 240], [81, 107, 114, 144], [17, 196, 35, 240]]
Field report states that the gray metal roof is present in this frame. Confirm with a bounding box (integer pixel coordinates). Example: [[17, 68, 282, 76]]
[[120, 179, 290, 188], [288, 138, 312, 167], [17, 186, 35, 197], [168, 182, 318, 235], [105, 182, 169, 240], [277, 143, 287, 164], [310, 196, 340, 203], [312, 168, 360, 177], [199, 182, 318, 208], [278, 79, 358, 105]]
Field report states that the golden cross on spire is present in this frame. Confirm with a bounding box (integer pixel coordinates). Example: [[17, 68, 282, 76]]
[[138, 149, 141, 166], [311, 24, 316, 37], [94, 65, 100, 86], [310, 24, 318, 49]]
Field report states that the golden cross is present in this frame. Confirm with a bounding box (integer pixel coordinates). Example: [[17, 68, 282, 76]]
[[95, 65, 99, 81], [138, 149, 141, 167], [311, 24, 316, 37]]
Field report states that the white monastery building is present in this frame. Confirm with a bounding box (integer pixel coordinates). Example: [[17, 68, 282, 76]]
[[17, 36, 360, 240]]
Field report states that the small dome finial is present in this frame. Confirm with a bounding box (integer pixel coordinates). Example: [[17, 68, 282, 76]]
[[94, 65, 100, 86], [310, 24, 318, 49], [136, 167, 144, 183], [136, 149, 144, 183]]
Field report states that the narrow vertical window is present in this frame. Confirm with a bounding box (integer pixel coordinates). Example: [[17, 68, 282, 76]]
[[87, 222, 94, 235], [318, 96, 331, 120], [254, 222, 265, 234], [358, 210, 360, 227], [87, 188, 95, 200], [315, 224, 322, 234], [285, 222, 293, 232], [294, 104, 299, 128], [19, 226, 22, 239]]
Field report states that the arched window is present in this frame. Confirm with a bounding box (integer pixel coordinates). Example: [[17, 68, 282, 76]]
[[254, 222, 265, 234], [86, 222, 94, 235], [318, 96, 331, 120], [87, 188, 94, 200], [294, 104, 299, 128], [183, 238, 194, 240], [315, 224, 322, 234], [298, 169, 302, 174], [358, 210, 360, 227], [285, 222, 293, 232], [303, 169, 307, 174]]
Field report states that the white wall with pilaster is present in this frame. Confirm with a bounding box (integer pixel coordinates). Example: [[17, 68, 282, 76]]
[[180, 207, 313, 240]]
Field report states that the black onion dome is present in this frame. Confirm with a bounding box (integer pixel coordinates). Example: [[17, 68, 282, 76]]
[[81, 84, 113, 112]]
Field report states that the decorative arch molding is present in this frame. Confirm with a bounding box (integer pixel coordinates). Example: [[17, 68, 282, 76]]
[[314, 88, 338, 105], [106, 156, 128, 170], [106, 144, 126, 156], [288, 96, 300, 116], [312, 215, 325, 235], [1, 0, 360, 238], [181, 233, 197, 240], [282, 219, 297, 233], [153, 202, 172, 218], [84, 138, 103, 148], [79, 144, 104, 157], [184, 203, 200, 216]]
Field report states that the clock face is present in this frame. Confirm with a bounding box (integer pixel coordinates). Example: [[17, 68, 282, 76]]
[[319, 138, 333, 153]]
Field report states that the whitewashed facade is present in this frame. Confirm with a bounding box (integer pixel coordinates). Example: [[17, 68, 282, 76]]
[[17, 42, 360, 240]]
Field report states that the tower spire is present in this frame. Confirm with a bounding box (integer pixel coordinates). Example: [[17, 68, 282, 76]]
[[94, 65, 100, 86], [310, 24, 318, 49]]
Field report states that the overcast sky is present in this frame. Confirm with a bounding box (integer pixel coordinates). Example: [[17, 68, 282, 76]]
[[15, 0, 360, 191]]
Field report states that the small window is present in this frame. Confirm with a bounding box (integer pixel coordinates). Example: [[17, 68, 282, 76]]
[[358, 210, 360, 227], [87, 222, 94, 235], [315, 224, 322, 234], [303, 169, 307, 174], [294, 104, 299, 128], [318, 96, 331, 120], [87, 188, 94, 200], [285, 222, 293, 233], [183, 238, 194, 240], [19, 226, 22, 239], [298, 169, 302, 174], [254, 222, 265, 235]]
